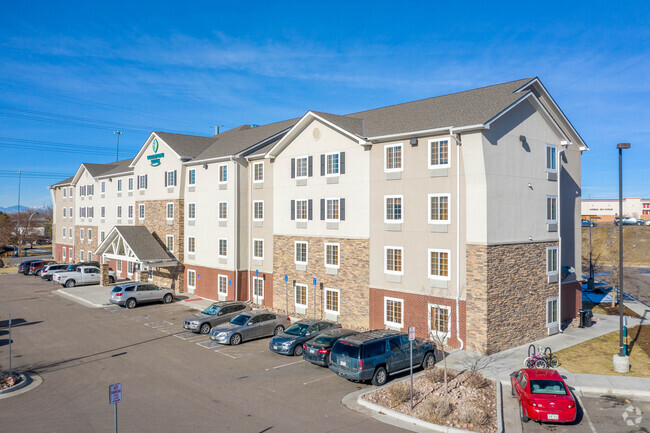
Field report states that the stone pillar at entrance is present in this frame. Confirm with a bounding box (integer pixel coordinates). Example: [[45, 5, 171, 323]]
[[100, 263, 110, 286], [137, 270, 148, 282]]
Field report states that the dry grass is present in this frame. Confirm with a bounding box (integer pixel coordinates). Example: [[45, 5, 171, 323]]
[[385, 382, 411, 408], [582, 226, 649, 266], [458, 406, 491, 427], [421, 396, 453, 424], [556, 325, 650, 377], [590, 303, 642, 319], [465, 370, 489, 389], [423, 366, 448, 384], [0, 266, 18, 274]]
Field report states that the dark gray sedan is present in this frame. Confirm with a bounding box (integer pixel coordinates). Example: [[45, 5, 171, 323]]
[[210, 311, 291, 345], [269, 319, 342, 356], [183, 301, 251, 334]]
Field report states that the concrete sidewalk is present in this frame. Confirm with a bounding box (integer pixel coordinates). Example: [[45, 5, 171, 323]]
[[444, 313, 650, 398]]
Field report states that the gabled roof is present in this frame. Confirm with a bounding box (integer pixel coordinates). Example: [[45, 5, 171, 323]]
[[95, 225, 175, 263], [50, 176, 74, 188], [152, 132, 216, 159], [96, 158, 134, 179]]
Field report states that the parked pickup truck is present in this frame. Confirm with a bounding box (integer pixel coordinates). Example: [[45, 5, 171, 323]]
[[53, 266, 116, 287]]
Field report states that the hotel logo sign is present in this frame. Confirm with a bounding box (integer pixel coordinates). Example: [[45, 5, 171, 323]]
[[147, 138, 165, 167]]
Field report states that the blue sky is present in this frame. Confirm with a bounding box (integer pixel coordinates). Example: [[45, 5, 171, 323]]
[[0, 1, 648, 208]]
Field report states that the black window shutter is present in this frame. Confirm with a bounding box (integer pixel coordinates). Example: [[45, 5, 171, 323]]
[[173, 170, 177, 186], [291, 158, 295, 179], [290, 200, 295, 220], [164, 172, 168, 187], [144, 174, 147, 189], [308, 199, 313, 220], [340, 152, 345, 174], [308, 156, 313, 177], [340, 198, 346, 221], [320, 154, 325, 176], [320, 199, 325, 220]]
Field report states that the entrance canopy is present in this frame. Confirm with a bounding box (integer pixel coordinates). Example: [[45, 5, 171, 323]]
[[94, 225, 177, 269]]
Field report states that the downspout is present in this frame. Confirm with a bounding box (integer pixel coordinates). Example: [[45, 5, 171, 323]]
[[247, 158, 253, 303], [232, 157, 239, 302], [557, 144, 568, 333], [450, 127, 465, 350]]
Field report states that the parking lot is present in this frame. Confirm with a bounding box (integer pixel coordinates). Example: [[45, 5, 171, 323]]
[[0, 274, 401, 433]]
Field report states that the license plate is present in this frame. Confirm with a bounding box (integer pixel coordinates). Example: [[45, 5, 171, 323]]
[[340, 360, 347, 367], [547, 414, 559, 420], [310, 349, 316, 354]]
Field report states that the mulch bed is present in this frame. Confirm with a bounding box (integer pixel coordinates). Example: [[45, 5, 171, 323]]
[[629, 325, 650, 356], [363, 368, 497, 433], [0, 371, 22, 390]]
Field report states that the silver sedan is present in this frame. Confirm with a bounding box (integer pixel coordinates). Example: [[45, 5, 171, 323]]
[[210, 311, 291, 345]]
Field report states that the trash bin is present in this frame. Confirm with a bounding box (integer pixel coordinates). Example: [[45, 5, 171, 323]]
[[579, 309, 593, 328]]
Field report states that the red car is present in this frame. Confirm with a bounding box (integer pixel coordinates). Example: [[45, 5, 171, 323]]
[[510, 368, 576, 423]]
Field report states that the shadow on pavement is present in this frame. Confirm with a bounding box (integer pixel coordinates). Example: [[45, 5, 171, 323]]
[[0, 318, 42, 329]]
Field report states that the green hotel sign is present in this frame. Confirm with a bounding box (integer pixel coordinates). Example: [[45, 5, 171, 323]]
[[147, 138, 165, 167]]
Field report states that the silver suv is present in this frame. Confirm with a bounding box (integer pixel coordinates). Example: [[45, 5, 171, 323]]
[[110, 282, 175, 309]]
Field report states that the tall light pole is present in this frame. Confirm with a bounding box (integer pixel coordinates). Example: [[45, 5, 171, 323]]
[[614, 142, 630, 372], [16, 171, 22, 256], [114, 131, 122, 162]]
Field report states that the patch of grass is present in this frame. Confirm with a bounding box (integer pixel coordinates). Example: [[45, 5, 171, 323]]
[[421, 396, 453, 424], [582, 226, 649, 266], [465, 370, 489, 389], [590, 303, 642, 319], [458, 406, 491, 427], [385, 382, 411, 408], [556, 325, 650, 377], [0, 266, 18, 274]]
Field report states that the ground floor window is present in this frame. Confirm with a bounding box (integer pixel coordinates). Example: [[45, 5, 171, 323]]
[[546, 297, 558, 326], [295, 284, 308, 308], [62, 248, 66, 260], [253, 276, 264, 303], [117, 261, 122, 272], [384, 297, 403, 328], [80, 250, 85, 261], [324, 288, 340, 314], [187, 270, 196, 289], [218, 275, 228, 295], [148, 270, 153, 281], [127, 261, 133, 276], [68, 248, 72, 262], [428, 304, 451, 340]]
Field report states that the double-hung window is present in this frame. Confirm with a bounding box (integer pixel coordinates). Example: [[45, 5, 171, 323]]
[[429, 138, 450, 168], [165, 171, 176, 187], [385, 196, 403, 223], [128, 205, 134, 220], [80, 228, 85, 241], [429, 249, 450, 280], [324, 288, 340, 315], [385, 246, 403, 274], [253, 239, 264, 259], [384, 144, 403, 172], [218, 202, 227, 220], [188, 169, 196, 186], [100, 206, 106, 219], [187, 270, 196, 289], [187, 237, 196, 254], [128, 177, 134, 191], [62, 247, 66, 260], [137, 174, 148, 190], [547, 246, 558, 275], [253, 201, 264, 221], [384, 297, 403, 328], [324, 243, 339, 268], [166, 235, 174, 253], [188, 203, 196, 220], [63, 208, 67, 218], [429, 304, 451, 338], [546, 196, 557, 223], [101, 181, 105, 193], [139, 204, 145, 219], [326, 152, 339, 176], [218, 275, 228, 295], [325, 198, 340, 221], [117, 179, 123, 192], [295, 241, 308, 265], [295, 284, 308, 308], [253, 162, 264, 182], [546, 145, 557, 172], [296, 199, 308, 221], [63, 188, 67, 198], [166, 203, 174, 220], [218, 164, 228, 183], [218, 239, 227, 258], [88, 229, 93, 242], [295, 157, 308, 178], [69, 228, 72, 238], [429, 194, 450, 223], [62, 227, 66, 239], [117, 206, 122, 219], [100, 231, 105, 242]]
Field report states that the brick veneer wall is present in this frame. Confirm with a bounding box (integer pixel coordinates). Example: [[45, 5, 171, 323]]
[[182, 265, 271, 306], [369, 288, 467, 349], [74, 225, 98, 262], [53, 243, 73, 262], [136, 199, 185, 292], [273, 235, 369, 329], [466, 241, 559, 354]]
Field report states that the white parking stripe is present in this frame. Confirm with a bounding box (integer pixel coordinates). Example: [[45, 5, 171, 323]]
[[266, 360, 305, 371], [575, 393, 597, 433], [303, 375, 334, 385], [214, 349, 238, 359]]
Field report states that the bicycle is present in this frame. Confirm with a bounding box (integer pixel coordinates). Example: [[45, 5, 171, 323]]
[[523, 345, 559, 369]]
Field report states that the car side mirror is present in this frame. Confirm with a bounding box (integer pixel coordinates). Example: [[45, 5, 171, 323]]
[[247, 322, 253, 326], [217, 311, 223, 316], [305, 332, 311, 336], [509, 373, 515, 378]]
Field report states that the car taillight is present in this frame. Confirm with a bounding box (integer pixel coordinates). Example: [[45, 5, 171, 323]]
[[303, 344, 307, 350], [287, 317, 291, 321], [527, 398, 538, 407], [116, 293, 123, 297], [568, 402, 574, 409], [358, 359, 364, 370], [318, 348, 331, 354]]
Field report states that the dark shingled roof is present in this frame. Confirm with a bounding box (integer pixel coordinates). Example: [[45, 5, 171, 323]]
[[114, 226, 174, 261], [97, 158, 134, 177], [310, 111, 364, 136], [153, 132, 216, 159], [193, 119, 297, 162], [51, 176, 74, 187]]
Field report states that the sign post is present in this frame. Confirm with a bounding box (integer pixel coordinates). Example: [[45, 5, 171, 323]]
[[312, 278, 317, 319], [408, 326, 415, 409], [109, 383, 122, 433], [284, 274, 289, 315], [8, 312, 12, 376]]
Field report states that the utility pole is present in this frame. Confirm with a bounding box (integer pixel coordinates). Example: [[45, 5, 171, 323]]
[[114, 131, 122, 161], [17, 171, 22, 257]]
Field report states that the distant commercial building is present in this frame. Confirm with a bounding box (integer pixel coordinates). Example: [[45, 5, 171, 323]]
[[50, 78, 586, 354], [582, 198, 650, 222]]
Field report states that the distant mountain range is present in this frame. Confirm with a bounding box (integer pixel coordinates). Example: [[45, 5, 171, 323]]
[[0, 205, 51, 214]]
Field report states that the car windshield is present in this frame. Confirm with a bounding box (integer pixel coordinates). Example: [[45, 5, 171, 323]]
[[529, 380, 567, 395], [333, 341, 360, 358], [202, 305, 221, 316], [284, 323, 309, 336], [230, 314, 251, 326], [313, 335, 337, 345]]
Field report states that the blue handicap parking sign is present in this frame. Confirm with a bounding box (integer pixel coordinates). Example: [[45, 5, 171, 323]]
[[313, 278, 317, 285]]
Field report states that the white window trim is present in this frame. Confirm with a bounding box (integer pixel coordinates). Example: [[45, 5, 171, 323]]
[[295, 283, 308, 308], [68, 247, 73, 261], [546, 297, 559, 326], [218, 274, 228, 294], [62, 228, 66, 239], [383, 143, 404, 173], [187, 270, 196, 289], [127, 261, 133, 277], [384, 246, 404, 275], [218, 238, 228, 258], [187, 236, 196, 254], [253, 200, 264, 222], [80, 228, 84, 241], [62, 247, 66, 260], [324, 287, 340, 315], [295, 199, 308, 222], [384, 195, 404, 223], [166, 235, 174, 253], [384, 296, 404, 328], [324, 242, 340, 268], [325, 152, 341, 177], [128, 205, 134, 220], [253, 276, 264, 301], [546, 195, 558, 223], [253, 238, 264, 260], [428, 248, 451, 280], [428, 193, 451, 224], [218, 163, 228, 184], [80, 250, 84, 261], [295, 155, 309, 179], [117, 205, 122, 219], [116, 260, 122, 272], [546, 145, 557, 173], [128, 176, 134, 191], [88, 229, 93, 243], [218, 201, 228, 221], [325, 197, 340, 222], [101, 206, 106, 219], [166, 202, 174, 220], [188, 202, 196, 221], [428, 303, 451, 342], [165, 170, 175, 187], [188, 169, 196, 186], [546, 246, 558, 275], [117, 179, 123, 192], [252, 161, 264, 183], [139, 204, 145, 220], [294, 241, 308, 265], [100, 231, 105, 242], [428, 137, 451, 169]]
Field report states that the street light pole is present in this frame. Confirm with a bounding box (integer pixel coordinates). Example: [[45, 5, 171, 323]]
[[617, 143, 630, 357], [114, 131, 122, 162]]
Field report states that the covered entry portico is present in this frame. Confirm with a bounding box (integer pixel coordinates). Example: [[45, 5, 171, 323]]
[[94, 225, 178, 287]]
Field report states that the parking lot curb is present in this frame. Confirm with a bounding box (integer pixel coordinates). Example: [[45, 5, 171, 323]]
[[0, 372, 43, 399], [55, 289, 110, 308], [574, 384, 650, 399]]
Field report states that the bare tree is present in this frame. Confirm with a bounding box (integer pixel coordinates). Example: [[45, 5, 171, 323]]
[[429, 326, 450, 394]]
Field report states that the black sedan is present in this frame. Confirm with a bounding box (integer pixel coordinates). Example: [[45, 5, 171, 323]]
[[269, 319, 341, 356], [303, 328, 358, 366]]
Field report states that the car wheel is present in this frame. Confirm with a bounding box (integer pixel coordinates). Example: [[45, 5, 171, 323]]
[[36, 270, 41, 276], [293, 344, 303, 357], [163, 294, 173, 304], [421, 352, 436, 369], [273, 325, 284, 336], [126, 298, 137, 309], [230, 334, 242, 346], [371, 366, 388, 386], [199, 323, 211, 334], [65, 279, 75, 288], [109, 276, 115, 284], [520, 403, 530, 422]]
